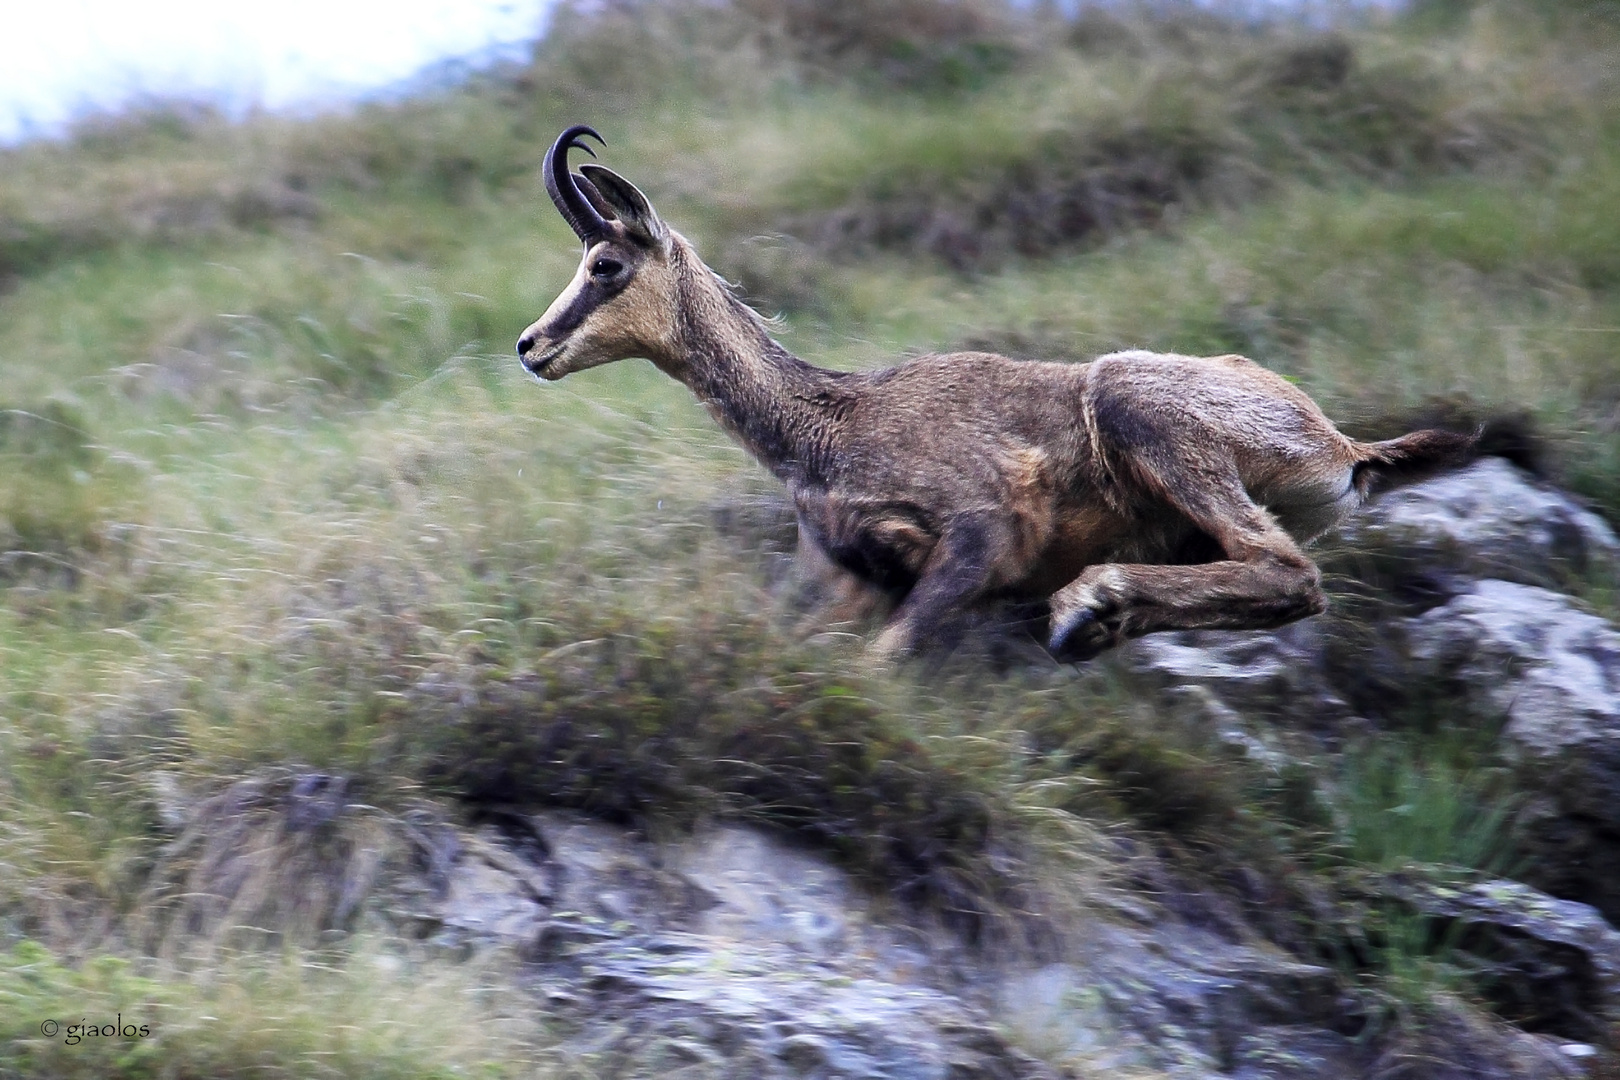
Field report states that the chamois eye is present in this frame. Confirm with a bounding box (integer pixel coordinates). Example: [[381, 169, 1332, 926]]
[[590, 258, 623, 280]]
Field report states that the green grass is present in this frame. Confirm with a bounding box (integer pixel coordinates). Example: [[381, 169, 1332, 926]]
[[1332, 740, 1517, 876], [3, 0, 1620, 1072], [0, 939, 561, 1080]]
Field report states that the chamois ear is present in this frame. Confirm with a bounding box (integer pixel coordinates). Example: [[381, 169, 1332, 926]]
[[574, 173, 617, 222], [578, 163, 669, 250]]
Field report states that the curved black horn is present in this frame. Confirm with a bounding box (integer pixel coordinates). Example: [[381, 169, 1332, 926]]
[[545, 125, 609, 243]]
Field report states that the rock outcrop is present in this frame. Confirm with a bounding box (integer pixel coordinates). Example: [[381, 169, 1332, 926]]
[[377, 808, 1587, 1079], [1367, 869, 1620, 1037], [1340, 456, 1619, 588], [1405, 579, 1620, 775], [1400, 579, 1620, 921], [383, 811, 1061, 1080]]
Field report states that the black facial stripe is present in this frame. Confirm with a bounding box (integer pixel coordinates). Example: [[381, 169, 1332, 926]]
[[543, 275, 629, 338], [543, 288, 596, 338]]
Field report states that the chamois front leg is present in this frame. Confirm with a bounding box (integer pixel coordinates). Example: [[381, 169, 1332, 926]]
[[869, 514, 1012, 663], [791, 532, 889, 637]]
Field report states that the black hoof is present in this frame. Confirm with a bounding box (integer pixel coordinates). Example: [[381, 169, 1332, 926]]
[[1049, 608, 1111, 662]]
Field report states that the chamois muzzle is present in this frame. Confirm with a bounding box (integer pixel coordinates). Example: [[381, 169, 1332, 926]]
[[545, 125, 609, 244]]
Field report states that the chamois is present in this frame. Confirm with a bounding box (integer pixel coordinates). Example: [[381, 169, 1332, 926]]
[[517, 126, 1476, 661]]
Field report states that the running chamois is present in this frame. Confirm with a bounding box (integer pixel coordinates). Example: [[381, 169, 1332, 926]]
[[517, 126, 1475, 662]]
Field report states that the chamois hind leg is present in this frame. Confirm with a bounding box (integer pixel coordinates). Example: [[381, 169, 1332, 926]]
[[869, 514, 1012, 662], [1047, 466, 1326, 661]]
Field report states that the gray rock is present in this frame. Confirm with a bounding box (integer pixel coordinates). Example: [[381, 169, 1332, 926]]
[[535, 822, 1402, 1080], [1120, 617, 1351, 729], [1344, 457, 1619, 587], [1373, 871, 1620, 1033], [1404, 580, 1620, 922], [571, 931, 1051, 1080], [392, 812, 1400, 1079], [391, 815, 1053, 1078], [1364, 998, 1581, 1080], [419, 828, 554, 952], [1405, 580, 1620, 790], [143, 769, 1594, 1079], [997, 921, 1364, 1079]]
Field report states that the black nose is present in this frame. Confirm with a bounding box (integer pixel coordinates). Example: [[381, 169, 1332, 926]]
[[517, 332, 536, 356]]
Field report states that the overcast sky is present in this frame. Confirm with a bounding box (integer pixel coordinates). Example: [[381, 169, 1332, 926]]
[[0, 0, 557, 143], [0, 0, 1402, 145]]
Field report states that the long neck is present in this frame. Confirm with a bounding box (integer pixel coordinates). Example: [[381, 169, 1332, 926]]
[[657, 253, 849, 485]]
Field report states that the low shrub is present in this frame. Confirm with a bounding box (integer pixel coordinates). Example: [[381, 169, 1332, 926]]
[[394, 617, 1020, 931]]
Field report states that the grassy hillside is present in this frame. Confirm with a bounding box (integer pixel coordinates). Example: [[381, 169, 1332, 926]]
[[3, 0, 1620, 1075]]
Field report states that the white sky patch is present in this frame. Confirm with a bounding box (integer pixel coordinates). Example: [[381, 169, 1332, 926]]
[[0, 0, 555, 143], [0, 0, 1403, 145]]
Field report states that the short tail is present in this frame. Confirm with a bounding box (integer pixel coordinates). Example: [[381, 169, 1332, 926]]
[[1351, 426, 1481, 499]]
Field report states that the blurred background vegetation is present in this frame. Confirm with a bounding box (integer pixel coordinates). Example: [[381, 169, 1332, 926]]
[[2, 0, 1619, 1075]]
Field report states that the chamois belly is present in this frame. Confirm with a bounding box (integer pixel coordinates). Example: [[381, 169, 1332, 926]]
[[794, 490, 937, 594]]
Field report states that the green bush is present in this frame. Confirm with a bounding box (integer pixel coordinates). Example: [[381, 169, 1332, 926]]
[[394, 612, 1018, 928]]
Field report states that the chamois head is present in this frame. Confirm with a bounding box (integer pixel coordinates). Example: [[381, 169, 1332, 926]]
[[517, 126, 682, 380]]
